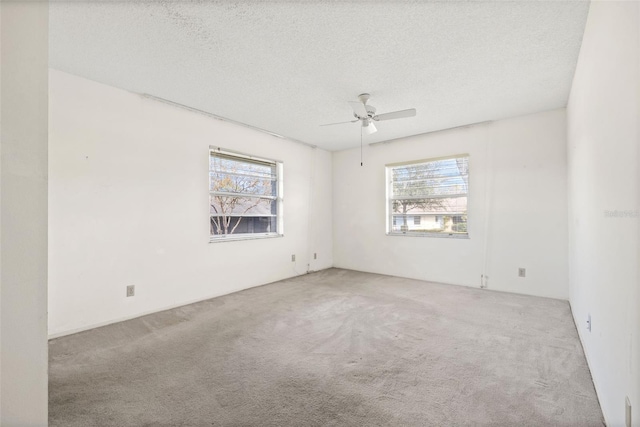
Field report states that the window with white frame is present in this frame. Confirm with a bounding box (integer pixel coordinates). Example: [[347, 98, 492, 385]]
[[386, 155, 469, 237], [209, 148, 283, 241]]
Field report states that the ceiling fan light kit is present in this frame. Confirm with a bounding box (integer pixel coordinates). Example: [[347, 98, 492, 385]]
[[363, 120, 377, 135], [321, 93, 416, 135]]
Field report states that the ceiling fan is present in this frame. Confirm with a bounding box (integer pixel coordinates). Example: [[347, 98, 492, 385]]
[[321, 93, 416, 135]]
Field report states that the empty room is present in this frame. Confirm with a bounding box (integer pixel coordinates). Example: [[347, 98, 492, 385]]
[[1, 0, 638, 426]]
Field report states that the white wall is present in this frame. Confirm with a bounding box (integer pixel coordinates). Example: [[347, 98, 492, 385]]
[[49, 70, 333, 337], [333, 109, 568, 300], [567, 1, 640, 426], [0, 1, 49, 424]]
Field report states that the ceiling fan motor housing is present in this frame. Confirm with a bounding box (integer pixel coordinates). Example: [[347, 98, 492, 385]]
[[365, 105, 376, 117], [353, 104, 377, 120]]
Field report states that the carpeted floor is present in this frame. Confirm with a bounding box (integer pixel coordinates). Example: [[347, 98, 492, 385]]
[[49, 268, 604, 426]]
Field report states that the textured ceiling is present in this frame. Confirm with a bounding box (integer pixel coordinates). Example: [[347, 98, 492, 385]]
[[49, 1, 589, 151]]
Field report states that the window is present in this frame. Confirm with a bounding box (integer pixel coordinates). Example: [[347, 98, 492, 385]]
[[386, 154, 469, 237], [209, 148, 283, 241]]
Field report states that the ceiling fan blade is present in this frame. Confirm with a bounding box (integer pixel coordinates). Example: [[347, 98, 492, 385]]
[[320, 119, 359, 127], [348, 101, 369, 118], [373, 108, 416, 121], [363, 120, 377, 135]]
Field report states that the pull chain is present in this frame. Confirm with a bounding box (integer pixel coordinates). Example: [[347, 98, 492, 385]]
[[360, 125, 363, 167]]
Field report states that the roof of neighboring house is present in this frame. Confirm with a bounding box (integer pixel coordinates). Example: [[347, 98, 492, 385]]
[[210, 197, 274, 217], [394, 197, 467, 216]]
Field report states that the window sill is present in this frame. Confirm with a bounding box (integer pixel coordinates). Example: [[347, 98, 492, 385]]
[[386, 232, 469, 239], [209, 233, 283, 243]]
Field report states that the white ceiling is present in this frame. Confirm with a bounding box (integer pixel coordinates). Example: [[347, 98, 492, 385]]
[[49, 1, 589, 151]]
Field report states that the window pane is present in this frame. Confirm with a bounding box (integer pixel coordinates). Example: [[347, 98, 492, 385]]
[[391, 213, 467, 234], [210, 195, 276, 217], [211, 215, 277, 235], [210, 154, 276, 179], [392, 196, 467, 215], [209, 150, 281, 239], [392, 157, 469, 198], [391, 197, 467, 234], [209, 172, 276, 197], [209, 196, 277, 235]]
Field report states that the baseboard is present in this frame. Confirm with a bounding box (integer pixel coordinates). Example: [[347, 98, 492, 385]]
[[331, 265, 569, 301], [48, 268, 327, 340], [568, 301, 609, 426]]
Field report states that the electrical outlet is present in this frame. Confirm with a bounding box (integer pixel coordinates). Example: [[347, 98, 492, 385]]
[[518, 268, 526, 277], [626, 396, 631, 427], [314, 253, 317, 260], [291, 254, 295, 262], [126, 285, 135, 297], [587, 313, 591, 332]]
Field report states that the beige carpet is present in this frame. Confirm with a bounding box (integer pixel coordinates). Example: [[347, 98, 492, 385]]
[[49, 268, 603, 426]]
